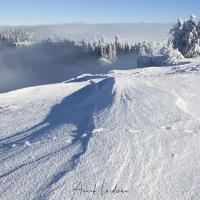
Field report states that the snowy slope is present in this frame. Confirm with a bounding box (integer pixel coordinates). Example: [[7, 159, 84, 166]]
[[0, 60, 200, 200]]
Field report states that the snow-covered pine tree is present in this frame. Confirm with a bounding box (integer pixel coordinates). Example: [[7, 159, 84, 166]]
[[181, 15, 200, 57], [115, 35, 123, 56], [130, 44, 139, 54], [88, 42, 94, 55], [93, 37, 98, 49], [111, 42, 117, 59], [197, 21, 200, 44], [147, 41, 159, 54], [170, 19, 183, 51], [82, 37, 89, 51], [48, 36, 54, 43], [101, 35, 106, 46], [105, 43, 112, 59], [138, 42, 146, 55], [170, 15, 200, 57], [94, 40, 104, 58], [124, 42, 130, 54], [163, 40, 184, 65]]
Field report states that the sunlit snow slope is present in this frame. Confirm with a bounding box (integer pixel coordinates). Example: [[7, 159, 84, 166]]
[[1, 60, 200, 200]]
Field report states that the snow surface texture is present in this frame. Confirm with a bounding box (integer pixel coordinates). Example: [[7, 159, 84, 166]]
[[0, 59, 200, 200]]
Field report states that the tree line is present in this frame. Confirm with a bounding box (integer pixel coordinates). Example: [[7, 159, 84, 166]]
[[1, 15, 200, 60]]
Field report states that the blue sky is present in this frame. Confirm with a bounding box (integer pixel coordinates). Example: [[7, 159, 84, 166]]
[[1, 0, 200, 25]]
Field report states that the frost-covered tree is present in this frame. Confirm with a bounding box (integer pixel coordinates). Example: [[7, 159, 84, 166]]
[[160, 37, 173, 54], [138, 43, 146, 55], [124, 42, 130, 54], [93, 37, 98, 48], [82, 37, 89, 51], [141, 40, 159, 55], [110, 42, 117, 59], [163, 44, 184, 65], [181, 15, 199, 57], [130, 40, 160, 55], [105, 42, 117, 59], [47, 36, 54, 43], [115, 35, 123, 56], [147, 41, 159, 54], [197, 21, 200, 44], [0, 28, 40, 44], [170, 15, 200, 57], [88, 42, 94, 54], [170, 19, 183, 50], [130, 44, 139, 54], [95, 41, 104, 58], [101, 35, 106, 45]]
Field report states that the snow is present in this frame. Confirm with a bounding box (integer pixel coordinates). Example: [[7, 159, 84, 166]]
[[137, 55, 165, 67], [99, 58, 113, 66], [0, 59, 200, 199]]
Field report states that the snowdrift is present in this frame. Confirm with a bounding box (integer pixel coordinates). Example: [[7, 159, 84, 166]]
[[0, 60, 200, 199]]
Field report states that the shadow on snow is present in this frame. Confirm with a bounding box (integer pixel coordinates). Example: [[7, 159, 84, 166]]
[[0, 76, 115, 199]]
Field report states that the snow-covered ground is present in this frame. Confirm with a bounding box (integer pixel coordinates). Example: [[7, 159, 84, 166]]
[[0, 59, 200, 200]]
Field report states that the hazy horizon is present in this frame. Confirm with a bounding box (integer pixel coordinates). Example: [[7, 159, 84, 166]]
[[0, 22, 175, 27], [0, 23, 173, 43]]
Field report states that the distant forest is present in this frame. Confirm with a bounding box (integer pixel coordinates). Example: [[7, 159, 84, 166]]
[[1, 15, 200, 63]]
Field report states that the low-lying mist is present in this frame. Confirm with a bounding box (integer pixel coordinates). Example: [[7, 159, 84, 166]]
[[0, 23, 172, 93], [0, 44, 138, 93]]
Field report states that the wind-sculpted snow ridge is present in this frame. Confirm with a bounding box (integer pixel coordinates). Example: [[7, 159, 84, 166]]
[[0, 60, 200, 200]]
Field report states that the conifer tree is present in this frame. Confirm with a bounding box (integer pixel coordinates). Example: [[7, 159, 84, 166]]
[[170, 15, 200, 57]]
